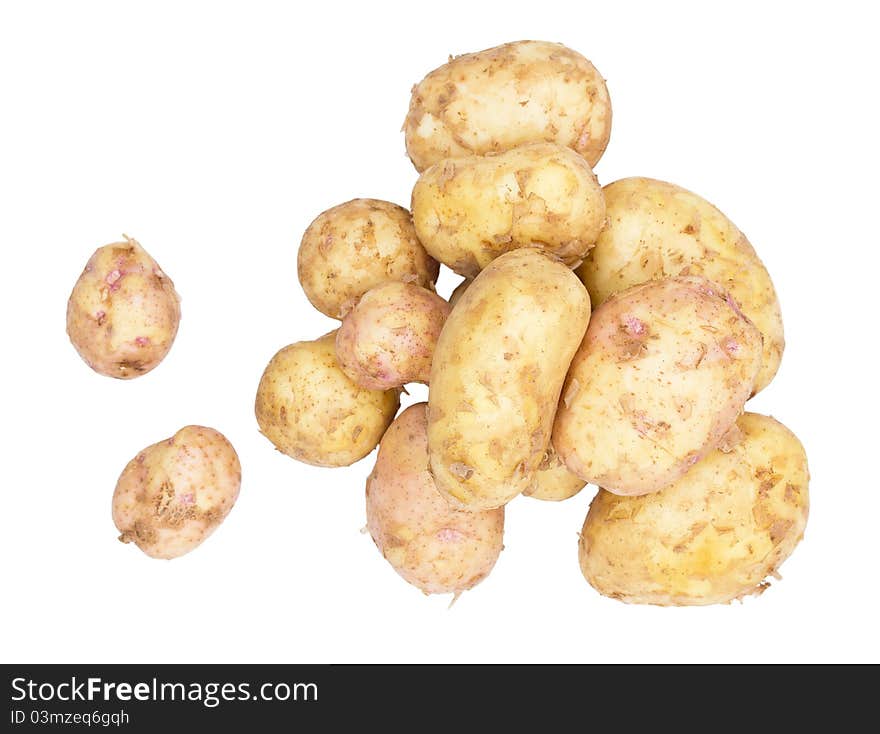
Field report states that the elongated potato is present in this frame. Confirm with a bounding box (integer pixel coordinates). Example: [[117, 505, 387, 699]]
[[553, 276, 762, 496], [297, 199, 439, 319], [428, 248, 591, 510], [580, 413, 809, 605], [523, 444, 587, 502], [412, 142, 605, 277], [255, 332, 399, 467], [66, 236, 180, 379], [112, 426, 241, 559], [366, 404, 505, 595], [336, 282, 451, 390], [576, 177, 784, 393], [405, 40, 611, 172]]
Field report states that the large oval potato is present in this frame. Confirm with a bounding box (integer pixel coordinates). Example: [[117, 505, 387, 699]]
[[553, 276, 763, 496], [579, 413, 809, 605], [522, 443, 588, 502], [297, 199, 439, 319], [66, 236, 180, 379], [405, 40, 611, 172], [366, 403, 505, 595], [428, 248, 591, 510], [255, 332, 399, 467], [336, 282, 451, 390], [576, 177, 784, 393], [412, 142, 605, 277], [112, 425, 241, 560]]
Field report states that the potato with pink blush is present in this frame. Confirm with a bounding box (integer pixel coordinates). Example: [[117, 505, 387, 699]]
[[366, 403, 504, 595], [553, 276, 763, 496], [336, 282, 451, 390], [112, 425, 241, 560], [66, 236, 180, 379]]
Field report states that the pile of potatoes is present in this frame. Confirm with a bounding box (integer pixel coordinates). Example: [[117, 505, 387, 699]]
[[255, 40, 809, 605], [67, 40, 809, 606]]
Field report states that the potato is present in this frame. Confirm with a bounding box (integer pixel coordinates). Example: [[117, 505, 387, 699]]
[[428, 248, 590, 510], [336, 282, 451, 390], [405, 40, 611, 173], [255, 332, 399, 467], [112, 425, 241, 559], [297, 198, 439, 319], [553, 276, 762, 496], [412, 142, 605, 277], [579, 413, 809, 605], [448, 278, 472, 308], [576, 177, 784, 393], [522, 443, 587, 502], [366, 403, 504, 595], [66, 236, 180, 379]]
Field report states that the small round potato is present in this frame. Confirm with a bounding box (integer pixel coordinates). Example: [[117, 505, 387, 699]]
[[112, 425, 241, 560], [553, 276, 763, 496], [579, 413, 809, 605], [411, 142, 605, 277], [336, 282, 451, 390], [297, 198, 439, 319], [428, 248, 591, 510], [255, 332, 399, 467], [366, 403, 504, 595], [405, 40, 612, 172], [577, 177, 784, 393], [523, 444, 587, 502], [66, 236, 180, 379]]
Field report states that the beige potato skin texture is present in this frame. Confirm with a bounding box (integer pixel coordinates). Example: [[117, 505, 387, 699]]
[[577, 177, 784, 393], [366, 404, 505, 595], [428, 248, 591, 510], [66, 237, 180, 379], [412, 142, 606, 278], [405, 40, 612, 172], [335, 282, 451, 390], [553, 276, 762, 496], [580, 413, 809, 605], [255, 332, 399, 467], [523, 443, 587, 502], [448, 278, 472, 308], [112, 426, 241, 560], [297, 199, 440, 319]]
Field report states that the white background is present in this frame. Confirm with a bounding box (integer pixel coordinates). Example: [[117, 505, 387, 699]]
[[1, 0, 877, 663]]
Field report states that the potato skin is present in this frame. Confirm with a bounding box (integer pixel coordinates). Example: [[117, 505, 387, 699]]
[[112, 426, 241, 560], [336, 282, 451, 390], [366, 404, 504, 595], [448, 278, 472, 308], [577, 177, 784, 393], [297, 199, 439, 319], [66, 237, 180, 379], [523, 443, 587, 502], [255, 332, 399, 467], [412, 142, 605, 277], [579, 413, 809, 605], [428, 248, 591, 510], [405, 40, 611, 172], [553, 276, 762, 496]]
